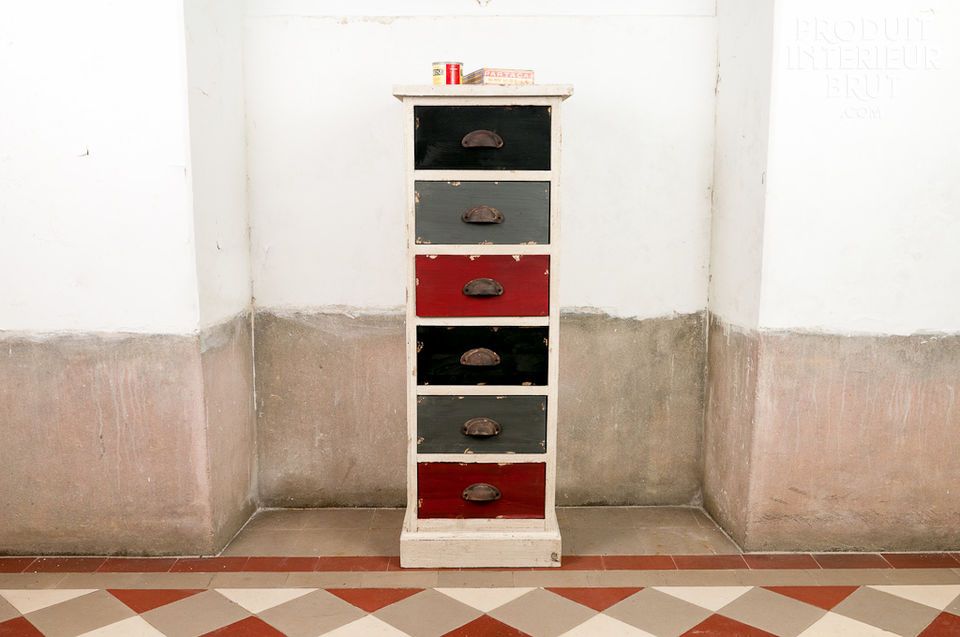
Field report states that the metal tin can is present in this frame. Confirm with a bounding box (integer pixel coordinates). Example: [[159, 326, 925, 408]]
[[432, 61, 462, 85]]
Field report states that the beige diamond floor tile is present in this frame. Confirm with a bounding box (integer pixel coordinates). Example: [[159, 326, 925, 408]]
[[26, 590, 134, 637], [558, 613, 656, 636], [0, 589, 96, 614], [718, 586, 826, 637], [487, 588, 596, 637], [374, 589, 482, 637], [257, 589, 366, 637], [434, 587, 536, 612], [869, 585, 960, 610], [604, 587, 712, 636], [798, 612, 900, 636], [0, 596, 19, 623], [322, 615, 412, 636], [76, 615, 167, 637], [141, 589, 249, 637], [832, 586, 940, 636], [216, 587, 315, 613], [652, 586, 752, 611]]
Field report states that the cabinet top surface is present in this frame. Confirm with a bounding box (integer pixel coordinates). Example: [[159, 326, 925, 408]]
[[393, 84, 573, 99]]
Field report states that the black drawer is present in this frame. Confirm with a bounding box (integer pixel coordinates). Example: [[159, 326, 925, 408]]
[[416, 326, 549, 386], [417, 395, 547, 454], [414, 106, 551, 170]]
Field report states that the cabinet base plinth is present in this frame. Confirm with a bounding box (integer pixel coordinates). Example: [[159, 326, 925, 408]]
[[400, 524, 562, 568]]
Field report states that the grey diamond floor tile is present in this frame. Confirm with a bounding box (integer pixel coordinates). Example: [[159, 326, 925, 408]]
[[141, 589, 249, 637], [257, 589, 366, 637], [374, 589, 482, 637], [26, 590, 134, 637], [832, 587, 940, 637], [488, 588, 597, 637], [719, 587, 826, 637], [0, 596, 18, 623], [948, 593, 960, 616], [604, 587, 712, 636]]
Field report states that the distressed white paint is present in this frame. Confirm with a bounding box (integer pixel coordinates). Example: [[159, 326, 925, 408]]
[[246, 9, 716, 318], [247, 0, 716, 18], [707, 0, 776, 329], [758, 0, 960, 335], [184, 0, 253, 328], [0, 2, 199, 334], [397, 88, 567, 567]]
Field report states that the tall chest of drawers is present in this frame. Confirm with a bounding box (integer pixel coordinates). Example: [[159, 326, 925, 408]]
[[393, 85, 573, 568]]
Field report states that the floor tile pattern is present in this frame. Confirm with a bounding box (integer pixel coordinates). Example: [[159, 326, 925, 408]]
[[1, 585, 959, 636]]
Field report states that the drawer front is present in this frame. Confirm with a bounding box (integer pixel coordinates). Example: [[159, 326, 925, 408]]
[[416, 255, 549, 317], [418, 462, 546, 519], [417, 395, 547, 454], [414, 106, 551, 170], [417, 326, 549, 386], [415, 181, 550, 245]]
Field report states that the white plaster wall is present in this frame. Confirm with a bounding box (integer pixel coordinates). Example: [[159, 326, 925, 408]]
[[245, 1, 717, 318], [184, 0, 253, 328], [707, 0, 775, 329], [0, 2, 200, 334], [759, 0, 960, 334]]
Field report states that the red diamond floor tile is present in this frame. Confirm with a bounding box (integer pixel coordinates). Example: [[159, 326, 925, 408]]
[[545, 587, 642, 611], [764, 586, 859, 611], [442, 615, 533, 637], [26, 557, 105, 572], [812, 553, 892, 569], [243, 557, 318, 572], [0, 617, 44, 637], [682, 613, 778, 636], [918, 611, 960, 636], [883, 553, 960, 568], [170, 557, 250, 572], [327, 587, 424, 612], [674, 554, 749, 570], [314, 556, 393, 571], [603, 555, 676, 570], [743, 554, 820, 569], [107, 588, 205, 613], [0, 559, 34, 574], [97, 557, 178, 572], [200, 616, 287, 637]]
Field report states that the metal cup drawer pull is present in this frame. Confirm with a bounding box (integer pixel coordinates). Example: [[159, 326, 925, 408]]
[[459, 347, 501, 366], [462, 417, 502, 438], [463, 277, 503, 297], [462, 483, 502, 502], [461, 129, 504, 149], [461, 204, 504, 224]]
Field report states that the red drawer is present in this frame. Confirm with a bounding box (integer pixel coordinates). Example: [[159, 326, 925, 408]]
[[418, 462, 545, 519], [416, 255, 549, 317]]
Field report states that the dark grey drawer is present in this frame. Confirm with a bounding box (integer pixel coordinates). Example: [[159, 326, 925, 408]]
[[415, 181, 550, 245], [417, 395, 547, 454]]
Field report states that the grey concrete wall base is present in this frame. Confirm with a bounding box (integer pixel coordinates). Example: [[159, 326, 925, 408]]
[[557, 312, 705, 506], [0, 313, 256, 555], [704, 313, 960, 551], [254, 309, 707, 507]]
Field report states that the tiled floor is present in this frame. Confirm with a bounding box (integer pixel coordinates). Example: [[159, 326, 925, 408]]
[[223, 507, 740, 556], [3, 509, 960, 635], [2, 584, 960, 635]]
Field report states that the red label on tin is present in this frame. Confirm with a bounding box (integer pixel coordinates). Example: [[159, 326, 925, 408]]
[[446, 63, 462, 85]]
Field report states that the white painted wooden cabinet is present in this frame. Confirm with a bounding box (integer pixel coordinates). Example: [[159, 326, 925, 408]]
[[393, 85, 572, 568]]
